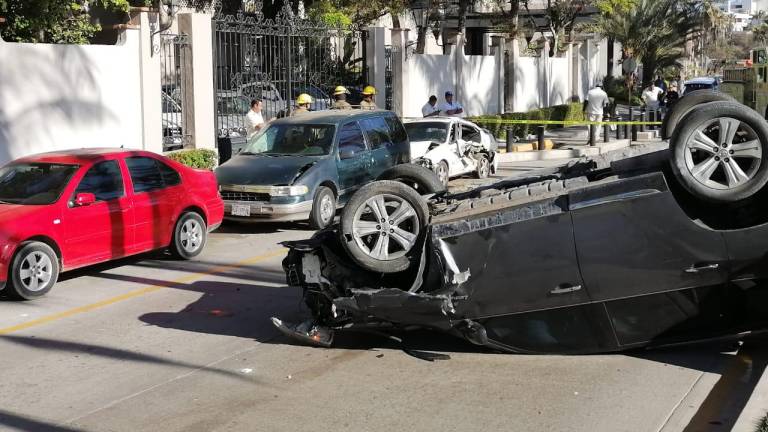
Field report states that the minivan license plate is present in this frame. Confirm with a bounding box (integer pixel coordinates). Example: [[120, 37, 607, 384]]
[[231, 204, 251, 217]]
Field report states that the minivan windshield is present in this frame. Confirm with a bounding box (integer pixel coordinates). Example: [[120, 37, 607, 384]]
[[243, 124, 336, 156], [405, 122, 449, 143], [0, 162, 79, 205]]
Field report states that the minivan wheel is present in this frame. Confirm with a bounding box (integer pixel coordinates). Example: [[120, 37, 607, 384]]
[[8, 242, 59, 300], [171, 212, 208, 259], [670, 101, 768, 203], [339, 181, 429, 273], [309, 186, 336, 229]]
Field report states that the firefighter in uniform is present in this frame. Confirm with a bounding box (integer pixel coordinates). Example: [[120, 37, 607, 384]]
[[359, 85, 377, 110], [331, 86, 352, 110], [292, 93, 313, 116]]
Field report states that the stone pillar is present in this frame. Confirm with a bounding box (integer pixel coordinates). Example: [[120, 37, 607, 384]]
[[139, 11, 163, 154], [365, 27, 387, 109], [178, 13, 215, 150], [390, 28, 409, 117]]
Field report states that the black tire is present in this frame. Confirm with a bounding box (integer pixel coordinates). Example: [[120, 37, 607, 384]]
[[309, 186, 336, 229], [170, 212, 207, 259], [435, 161, 449, 187], [670, 101, 768, 203], [662, 90, 735, 140], [339, 181, 429, 273], [378, 163, 446, 195], [475, 155, 491, 179], [7, 242, 59, 300]]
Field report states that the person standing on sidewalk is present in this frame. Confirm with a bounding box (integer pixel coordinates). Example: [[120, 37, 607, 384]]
[[246, 99, 265, 140], [584, 82, 609, 141], [422, 95, 441, 117], [439, 91, 464, 117], [359, 86, 377, 110]]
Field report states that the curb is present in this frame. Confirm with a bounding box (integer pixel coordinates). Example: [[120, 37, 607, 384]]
[[497, 139, 633, 162]]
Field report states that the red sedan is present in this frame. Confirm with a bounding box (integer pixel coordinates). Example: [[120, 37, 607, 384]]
[[0, 148, 223, 300]]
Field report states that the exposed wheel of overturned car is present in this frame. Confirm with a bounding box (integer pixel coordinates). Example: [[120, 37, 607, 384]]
[[661, 90, 736, 140], [377, 163, 446, 195], [670, 101, 768, 203], [339, 180, 429, 273]]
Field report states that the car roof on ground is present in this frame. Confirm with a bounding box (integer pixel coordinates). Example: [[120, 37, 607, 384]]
[[13, 148, 153, 164], [270, 109, 393, 125]]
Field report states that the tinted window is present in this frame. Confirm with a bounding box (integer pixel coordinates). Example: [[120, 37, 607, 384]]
[[385, 115, 408, 145], [75, 161, 124, 202], [245, 124, 335, 156], [337, 121, 367, 155], [361, 117, 393, 149], [158, 161, 181, 186], [0, 163, 79, 205], [126, 157, 164, 193]]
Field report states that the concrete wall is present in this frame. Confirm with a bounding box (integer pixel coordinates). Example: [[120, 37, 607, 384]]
[[0, 29, 146, 165], [400, 42, 501, 118]]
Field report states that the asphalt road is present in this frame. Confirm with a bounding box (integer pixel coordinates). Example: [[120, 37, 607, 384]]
[[0, 170, 760, 432]]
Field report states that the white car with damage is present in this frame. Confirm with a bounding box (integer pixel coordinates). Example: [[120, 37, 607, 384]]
[[404, 117, 499, 186]]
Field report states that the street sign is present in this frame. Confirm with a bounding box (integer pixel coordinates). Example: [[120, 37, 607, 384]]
[[623, 58, 637, 74]]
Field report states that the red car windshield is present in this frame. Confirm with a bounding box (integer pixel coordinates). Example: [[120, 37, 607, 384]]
[[0, 162, 80, 205]]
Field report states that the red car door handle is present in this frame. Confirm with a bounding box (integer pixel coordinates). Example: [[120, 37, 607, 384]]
[[685, 263, 720, 273], [550, 284, 583, 295]]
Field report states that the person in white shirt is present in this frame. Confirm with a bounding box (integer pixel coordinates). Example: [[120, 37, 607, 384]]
[[439, 91, 464, 117], [584, 83, 610, 140], [421, 95, 440, 117], [245, 99, 265, 140], [642, 84, 664, 111]]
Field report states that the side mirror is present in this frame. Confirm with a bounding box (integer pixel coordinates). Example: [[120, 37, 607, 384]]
[[339, 148, 356, 160], [73, 192, 96, 207]]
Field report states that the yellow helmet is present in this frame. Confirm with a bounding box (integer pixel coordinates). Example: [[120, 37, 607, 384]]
[[333, 86, 349, 95], [362, 85, 376, 96], [296, 93, 313, 105]]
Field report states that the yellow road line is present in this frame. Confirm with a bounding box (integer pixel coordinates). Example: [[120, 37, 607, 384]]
[[0, 248, 287, 335]]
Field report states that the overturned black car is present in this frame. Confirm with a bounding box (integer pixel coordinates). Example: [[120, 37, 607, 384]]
[[274, 99, 768, 354]]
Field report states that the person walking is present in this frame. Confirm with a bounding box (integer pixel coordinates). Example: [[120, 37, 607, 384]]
[[292, 93, 313, 116], [584, 82, 609, 141], [331, 86, 352, 110], [439, 91, 464, 117], [359, 86, 377, 110], [421, 95, 440, 117], [246, 99, 265, 140]]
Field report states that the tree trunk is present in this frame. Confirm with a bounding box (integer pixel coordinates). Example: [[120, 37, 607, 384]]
[[458, 0, 469, 54], [642, 55, 657, 88], [607, 36, 615, 78], [416, 25, 427, 54]]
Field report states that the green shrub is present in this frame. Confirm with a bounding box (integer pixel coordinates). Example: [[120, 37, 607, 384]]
[[165, 149, 218, 170], [469, 102, 588, 141]]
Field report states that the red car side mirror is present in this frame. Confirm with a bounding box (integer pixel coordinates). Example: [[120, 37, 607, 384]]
[[73, 193, 96, 207]]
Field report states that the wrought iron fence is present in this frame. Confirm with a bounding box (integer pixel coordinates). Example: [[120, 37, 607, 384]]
[[160, 33, 192, 151], [385, 45, 393, 111], [212, 0, 369, 138]]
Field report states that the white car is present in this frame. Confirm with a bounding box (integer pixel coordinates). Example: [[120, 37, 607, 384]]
[[404, 117, 499, 186]]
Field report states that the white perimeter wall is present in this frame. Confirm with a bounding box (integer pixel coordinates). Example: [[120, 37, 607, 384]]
[[0, 29, 146, 166], [402, 47, 501, 118]]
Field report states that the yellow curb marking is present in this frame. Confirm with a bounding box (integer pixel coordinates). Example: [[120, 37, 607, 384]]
[[0, 248, 287, 335]]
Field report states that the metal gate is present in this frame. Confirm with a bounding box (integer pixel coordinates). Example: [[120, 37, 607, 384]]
[[384, 45, 393, 111], [212, 0, 369, 139], [160, 33, 191, 152]]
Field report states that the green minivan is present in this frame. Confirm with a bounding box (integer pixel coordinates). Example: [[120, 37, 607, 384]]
[[215, 110, 415, 229]]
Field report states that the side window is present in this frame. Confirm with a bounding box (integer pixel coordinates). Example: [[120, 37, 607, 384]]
[[337, 121, 367, 155], [361, 117, 394, 149], [74, 160, 124, 202], [385, 115, 407, 146], [158, 161, 181, 186], [126, 157, 164, 193], [461, 125, 482, 144]]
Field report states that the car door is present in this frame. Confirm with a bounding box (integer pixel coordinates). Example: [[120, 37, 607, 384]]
[[360, 116, 396, 178], [126, 156, 182, 251], [63, 160, 134, 266], [570, 173, 731, 346], [336, 120, 373, 200], [722, 223, 768, 329]]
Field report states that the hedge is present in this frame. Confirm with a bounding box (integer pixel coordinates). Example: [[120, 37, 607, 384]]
[[165, 149, 218, 170], [468, 102, 586, 140]]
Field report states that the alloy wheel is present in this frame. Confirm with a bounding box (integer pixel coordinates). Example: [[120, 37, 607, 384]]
[[19, 251, 53, 292], [180, 219, 203, 253], [351, 193, 420, 260]]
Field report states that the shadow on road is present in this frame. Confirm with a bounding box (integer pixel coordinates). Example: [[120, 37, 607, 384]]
[[0, 409, 86, 432]]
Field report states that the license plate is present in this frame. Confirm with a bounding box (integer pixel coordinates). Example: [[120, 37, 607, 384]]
[[231, 204, 251, 217]]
